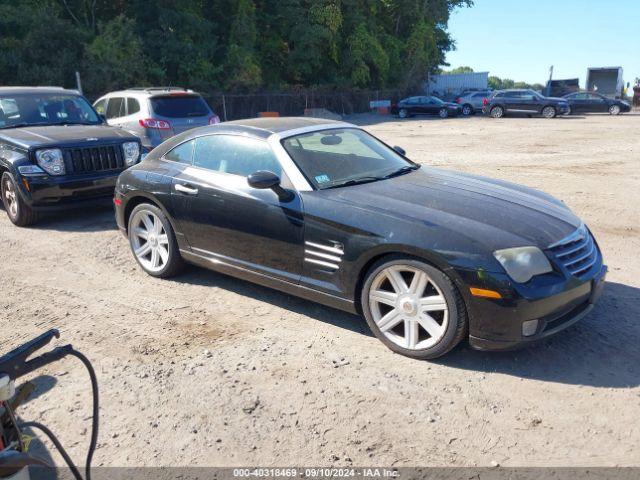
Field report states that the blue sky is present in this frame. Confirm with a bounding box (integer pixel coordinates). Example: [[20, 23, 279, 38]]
[[445, 0, 640, 87]]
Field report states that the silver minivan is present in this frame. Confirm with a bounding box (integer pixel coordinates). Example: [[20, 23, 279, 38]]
[[93, 87, 220, 151]]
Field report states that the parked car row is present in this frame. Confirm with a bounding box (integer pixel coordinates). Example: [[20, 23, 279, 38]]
[[0, 85, 607, 360], [393, 89, 632, 119]]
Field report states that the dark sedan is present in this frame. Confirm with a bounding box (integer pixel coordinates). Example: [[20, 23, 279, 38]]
[[391, 96, 462, 119], [563, 92, 631, 115], [114, 118, 606, 359]]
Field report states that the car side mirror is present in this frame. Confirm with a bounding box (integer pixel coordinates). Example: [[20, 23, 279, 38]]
[[393, 146, 406, 156], [247, 170, 292, 201]]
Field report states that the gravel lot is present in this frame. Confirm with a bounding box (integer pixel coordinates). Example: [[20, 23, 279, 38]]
[[1, 112, 639, 468]]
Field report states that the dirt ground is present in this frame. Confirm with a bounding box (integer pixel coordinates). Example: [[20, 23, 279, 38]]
[[1, 112, 639, 468]]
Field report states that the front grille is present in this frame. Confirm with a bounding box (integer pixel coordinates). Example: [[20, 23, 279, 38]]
[[548, 225, 598, 278], [62, 145, 125, 174]]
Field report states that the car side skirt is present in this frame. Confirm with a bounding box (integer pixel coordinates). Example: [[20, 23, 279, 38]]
[[180, 249, 358, 314]]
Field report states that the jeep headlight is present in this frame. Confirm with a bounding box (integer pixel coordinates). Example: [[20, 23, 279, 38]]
[[493, 246, 552, 284], [123, 142, 140, 166], [35, 149, 65, 175]]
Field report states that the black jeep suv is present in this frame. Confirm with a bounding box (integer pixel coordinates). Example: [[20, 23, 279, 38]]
[[0, 87, 141, 226], [483, 89, 570, 119]]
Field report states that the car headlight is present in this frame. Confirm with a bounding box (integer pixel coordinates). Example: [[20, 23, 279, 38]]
[[123, 142, 140, 166], [493, 246, 552, 284], [35, 149, 65, 175]]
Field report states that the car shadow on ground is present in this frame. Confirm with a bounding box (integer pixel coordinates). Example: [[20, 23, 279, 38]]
[[30, 205, 117, 232], [171, 266, 372, 337], [172, 267, 639, 388], [439, 281, 640, 388]]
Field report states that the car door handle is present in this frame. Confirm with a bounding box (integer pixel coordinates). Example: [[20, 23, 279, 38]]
[[175, 183, 199, 195]]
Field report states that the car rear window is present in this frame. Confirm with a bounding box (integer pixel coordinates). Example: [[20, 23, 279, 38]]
[[150, 95, 209, 118]]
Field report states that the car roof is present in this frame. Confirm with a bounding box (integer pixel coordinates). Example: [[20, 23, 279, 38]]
[[221, 117, 351, 137], [100, 87, 199, 98], [0, 86, 80, 95]]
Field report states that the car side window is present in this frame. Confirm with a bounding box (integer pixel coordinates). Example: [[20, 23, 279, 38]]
[[193, 135, 282, 177], [106, 97, 125, 119], [127, 98, 140, 115], [164, 140, 195, 164], [93, 99, 106, 115]]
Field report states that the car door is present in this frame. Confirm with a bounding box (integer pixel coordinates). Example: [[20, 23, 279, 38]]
[[513, 91, 538, 113], [169, 133, 304, 283], [567, 92, 587, 113], [423, 97, 440, 115], [586, 93, 608, 112]]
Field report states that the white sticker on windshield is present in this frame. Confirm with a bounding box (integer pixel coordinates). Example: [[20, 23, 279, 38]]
[[315, 174, 330, 184]]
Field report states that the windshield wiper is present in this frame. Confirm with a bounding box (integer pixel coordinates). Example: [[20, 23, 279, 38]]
[[383, 165, 420, 179], [324, 176, 384, 189]]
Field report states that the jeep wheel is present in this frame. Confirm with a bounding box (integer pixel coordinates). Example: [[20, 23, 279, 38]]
[[128, 203, 184, 278], [490, 106, 504, 118], [1, 172, 38, 227], [542, 106, 557, 119], [361, 256, 467, 359]]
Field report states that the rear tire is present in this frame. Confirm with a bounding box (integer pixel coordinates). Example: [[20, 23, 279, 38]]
[[461, 104, 473, 116], [490, 106, 504, 118], [128, 203, 184, 278], [360, 256, 467, 359], [1, 172, 39, 227], [398, 108, 409, 119]]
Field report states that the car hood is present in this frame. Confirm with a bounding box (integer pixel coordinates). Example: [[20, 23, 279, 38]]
[[0, 124, 137, 149], [319, 167, 581, 251]]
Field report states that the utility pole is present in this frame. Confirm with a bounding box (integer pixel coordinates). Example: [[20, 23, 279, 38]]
[[547, 65, 553, 96], [75, 71, 83, 95]]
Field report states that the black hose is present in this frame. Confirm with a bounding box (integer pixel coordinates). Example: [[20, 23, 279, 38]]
[[20, 349, 99, 480], [67, 350, 99, 480], [18, 421, 83, 480]]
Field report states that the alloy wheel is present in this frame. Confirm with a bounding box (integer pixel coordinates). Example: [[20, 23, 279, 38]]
[[462, 105, 472, 116], [439, 108, 449, 119], [542, 106, 556, 118], [130, 210, 170, 273], [609, 105, 621, 115], [490, 106, 503, 118], [3, 178, 18, 219], [368, 265, 449, 350], [399, 109, 408, 119]]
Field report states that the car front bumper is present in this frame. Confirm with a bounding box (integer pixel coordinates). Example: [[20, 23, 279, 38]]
[[454, 261, 607, 351], [17, 171, 120, 211]]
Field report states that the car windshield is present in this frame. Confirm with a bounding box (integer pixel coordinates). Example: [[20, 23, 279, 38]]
[[282, 128, 418, 190], [0, 93, 100, 129], [150, 94, 210, 118]]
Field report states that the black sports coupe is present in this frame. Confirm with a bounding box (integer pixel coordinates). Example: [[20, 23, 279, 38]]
[[562, 91, 631, 115], [114, 118, 606, 359]]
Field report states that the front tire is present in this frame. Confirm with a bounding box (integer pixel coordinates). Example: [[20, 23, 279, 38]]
[[609, 104, 621, 115], [128, 203, 184, 278], [1, 172, 38, 227], [461, 104, 473, 116], [439, 108, 449, 119], [542, 105, 557, 118], [360, 256, 467, 359]]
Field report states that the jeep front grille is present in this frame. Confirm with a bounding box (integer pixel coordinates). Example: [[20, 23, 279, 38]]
[[62, 145, 125, 174], [548, 225, 598, 278]]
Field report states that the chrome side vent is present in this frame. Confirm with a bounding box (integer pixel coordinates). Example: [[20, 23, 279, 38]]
[[304, 241, 344, 271]]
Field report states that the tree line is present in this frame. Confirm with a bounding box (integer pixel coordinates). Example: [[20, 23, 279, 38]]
[[0, 0, 473, 97]]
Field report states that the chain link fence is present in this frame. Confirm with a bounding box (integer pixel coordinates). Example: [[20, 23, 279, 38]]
[[201, 89, 412, 121]]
